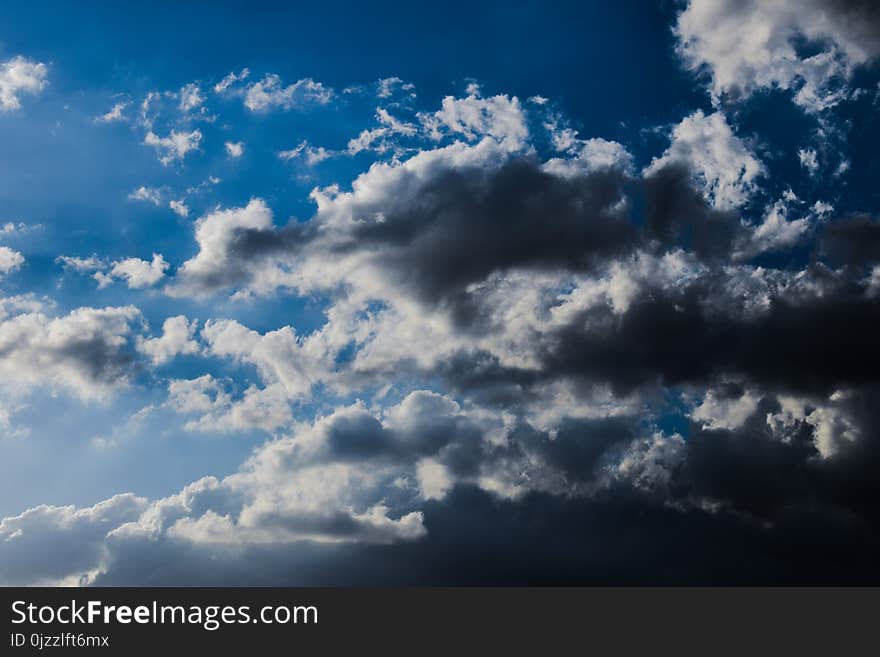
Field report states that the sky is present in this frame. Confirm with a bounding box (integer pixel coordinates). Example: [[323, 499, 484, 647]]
[[1, 0, 880, 585]]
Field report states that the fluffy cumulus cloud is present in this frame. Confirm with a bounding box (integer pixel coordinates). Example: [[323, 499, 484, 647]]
[[0, 304, 143, 399], [137, 315, 199, 365], [2, 4, 880, 585], [57, 253, 168, 289], [0, 55, 47, 111], [109, 254, 169, 289], [676, 0, 880, 111], [0, 246, 24, 277], [645, 110, 763, 209], [169, 198, 279, 297], [0, 494, 147, 585], [419, 92, 529, 149]]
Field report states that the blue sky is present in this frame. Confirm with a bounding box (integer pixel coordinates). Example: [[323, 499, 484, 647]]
[[1, 0, 880, 585]]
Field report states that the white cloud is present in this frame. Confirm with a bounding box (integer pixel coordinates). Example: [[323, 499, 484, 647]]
[[279, 141, 334, 165], [376, 76, 415, 99], [675, 0, 880, 112], [214, 68, 250, 94], [173, 380, 293, 434], [645, 110, 763, 209], [225, 141, 244, 158], [144, 129, 202, 165], [768, 391, 860, 458], [544, 138, 633, 177], [137, 316, 199, 366], [95, 101, 127, 123], [0, 56, 48, 111], [0, 494, 148, 585], [170, 198, 276, 296], [128, 186, 162, 205], [201, 319, 329, 401], [0, 221, 38, 237], [166, 374, 229, 415], [419, 93, 528, 150], [742, 198, 814, 257], [692, 387, 760, 431], [0, 305, 142, 399], [244, 74, 332, 112], [0, 246, 24, 278], [798, 147, 820, 174], [612, 433, 686, 493], [178, 83, 205, 112], [416, 458, 452, 500], [169, 199, 189, 217], [109, 254, 169, 289], [56, 255, 104, 273], [347, 107, 418, 155]]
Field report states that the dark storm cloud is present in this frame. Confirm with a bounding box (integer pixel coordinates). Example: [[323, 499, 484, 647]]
[[90, 383, 880, 586], [515, 417, 639, 483], [541, 276, 880, 395], [642, 163, 743, 260], [91, 482, 880, 586], [346, 160, 637, 306], [820, 214, 880, 267], [339, 160, 752, 319], [820, 0, 880, 56], [323, 403, 482, 462]]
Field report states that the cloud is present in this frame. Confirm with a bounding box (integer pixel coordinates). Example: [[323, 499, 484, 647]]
[[169, 198, 290, 297], [376, 77, 415, 99], [799, 147, 820, 174], [178, 82, 205, 112], [0, 246, 24, 277], [0, 56, 47, 111], [95, 101, 127, 123], [109, 253, 169, 289], [419, 93, 529, 149], [675, 0, 880, 111], [214, 68, 250, 94], [0, 221, 39, 237], [543, 138, 634, 178], [820, 213, 880, 266], [243, 74, 332, 112], [645, 110, 763, 210], [144, 129, 202, 165], [347, 108, 418, 156], [225, 141, 244, 158], [56, 254, 104, 273], [169, 199, 189, 217], [279, 140, 334, 165], [128, 186, 162, 205], [137, 315, 199, 365], [741, 197, 814, 257], [59, 254, 168, 289], [0, 305, 143, 399], [0, 494, 147, 585], [168, 377, 293, 434]]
